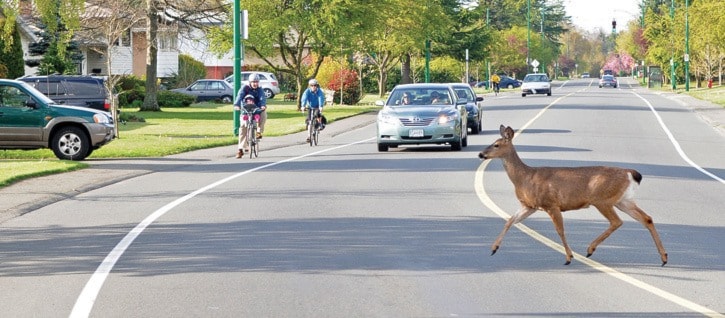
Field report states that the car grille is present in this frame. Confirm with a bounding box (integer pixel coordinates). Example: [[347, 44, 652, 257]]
[[399, 116, 435, 126]]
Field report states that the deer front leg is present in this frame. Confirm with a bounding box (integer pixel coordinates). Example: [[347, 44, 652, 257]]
[[616, 201, 669, 266], [491, 206, 536, 256], [587, 205, 623, 259], [546, 208, 573, 265]]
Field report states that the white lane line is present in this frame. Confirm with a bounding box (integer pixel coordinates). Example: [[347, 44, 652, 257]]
[[632, 91, 725, 184], [475, 93, 724, 317], [70, 137, 375, 318]]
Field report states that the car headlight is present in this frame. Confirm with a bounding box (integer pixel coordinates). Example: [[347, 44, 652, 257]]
[[378, 113, 398, 125], [93, 113, 111, 124], [438, 113, 458, 124]]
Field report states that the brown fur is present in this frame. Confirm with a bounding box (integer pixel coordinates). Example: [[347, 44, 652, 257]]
[[283, 93, 297, 102], [478, 125, 668, 266]]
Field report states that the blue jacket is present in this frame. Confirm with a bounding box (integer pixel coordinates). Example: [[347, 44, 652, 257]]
[[300, 87, 326, 109], [233, 85, 267, 108]]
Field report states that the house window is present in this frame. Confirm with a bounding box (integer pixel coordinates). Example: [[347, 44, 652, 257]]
[[158, 32, 177, 51], [113, 29, 131, 47]]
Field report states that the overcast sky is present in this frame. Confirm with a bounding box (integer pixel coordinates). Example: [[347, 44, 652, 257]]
[[563, 0, 641, 33]]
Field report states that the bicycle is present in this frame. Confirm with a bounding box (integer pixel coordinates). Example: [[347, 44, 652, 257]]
[[305, 106, 321, 146], [493, 82, 500, 96], [242, 103, 262, 158]]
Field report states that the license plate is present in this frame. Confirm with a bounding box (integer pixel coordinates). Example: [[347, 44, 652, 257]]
[[409, 129, 424, 137]]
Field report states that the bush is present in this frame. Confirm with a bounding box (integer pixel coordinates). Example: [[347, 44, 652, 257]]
[[328, 69, 361, 105], [167, 54, 206, 89], [158, 90, 196, 107]]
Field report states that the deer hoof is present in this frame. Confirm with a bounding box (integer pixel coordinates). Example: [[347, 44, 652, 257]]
[[491, 246, 499, 256], [586, 253, 593, 258], [564, 260, 571, 265]]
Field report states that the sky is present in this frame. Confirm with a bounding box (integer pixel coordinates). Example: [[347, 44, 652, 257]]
[[562, 0, 642, 33]]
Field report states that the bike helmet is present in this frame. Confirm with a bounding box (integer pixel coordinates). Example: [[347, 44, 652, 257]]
[[248, 74, 259, 82], [244, 94, 255, 104], [308, 79, 318, 86]]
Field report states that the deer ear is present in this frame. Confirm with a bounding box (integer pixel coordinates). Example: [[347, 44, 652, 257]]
[[499, 125, 506, 137], [503, 126, 515, 139]]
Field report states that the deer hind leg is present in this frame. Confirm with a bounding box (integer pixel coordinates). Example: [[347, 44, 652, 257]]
[[587, 204, 623, 259], [491, 206, 536, 256], [615, 200, 668, 266], [545, 207, 574, 265]]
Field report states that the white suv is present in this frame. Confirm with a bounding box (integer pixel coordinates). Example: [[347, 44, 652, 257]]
[[225, 71, 281, 99]]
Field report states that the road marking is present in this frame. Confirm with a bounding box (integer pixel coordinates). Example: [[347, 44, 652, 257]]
[[70, 137, 375, 318], [475, 91, 724, 317]]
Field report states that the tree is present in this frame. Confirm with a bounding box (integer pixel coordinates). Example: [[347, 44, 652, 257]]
[[0, 15, 25, 78], [77, 0, 145, 136]]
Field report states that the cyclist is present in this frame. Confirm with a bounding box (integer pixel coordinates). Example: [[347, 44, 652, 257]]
[[300, 78, 326, 142], [234, 94, 264, 158], [234, 73, 267, 139], [491, 73, 501, 95]]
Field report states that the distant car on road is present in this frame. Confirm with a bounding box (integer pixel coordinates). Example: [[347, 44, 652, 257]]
[[450, 83, 484, 134], [599, 75, 618, 88], [581, 73, 590, 78], [521, 73, 552, 97], [172, 79, 235, 103]]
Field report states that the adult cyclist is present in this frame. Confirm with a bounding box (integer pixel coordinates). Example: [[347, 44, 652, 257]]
[[300, 78, 326, 142], [233, 74, 267, 158], [491, 73, 501, 95]]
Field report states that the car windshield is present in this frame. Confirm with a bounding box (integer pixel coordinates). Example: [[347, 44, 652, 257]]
[[388, 89, 453, 106], [524, 74, 548, 82], [602, 75, 614, 80]]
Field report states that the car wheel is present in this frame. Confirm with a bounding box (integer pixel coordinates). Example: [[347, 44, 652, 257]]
[[599, 85, 602, 88], [451, 140, 462, 151], [477, 120, 482, 134], [264, 88, 274, 99], [51, 126, 90, 160], [377, 143, 389, 152], [547, 90, 552, 96], [470, 120, 479, 134], [522, 93, 526, 97], [614, 85, 617, 88], [507, 84, 513, 89], [221, 95, 233, 103]]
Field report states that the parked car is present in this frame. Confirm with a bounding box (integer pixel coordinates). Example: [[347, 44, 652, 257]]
[[498, 75, 522, 89], [171, 79, 235, 103], [225, 71, 281, 99], [0, 79, 115, 160], [599, 75, 618, 88], [375, 83, 468, 151], [521, 73, 552, 97], [17, 75, 110, 112], [581, 72, 590, 78], [450, 83, 484, 134], [473, 81, 489, 89]]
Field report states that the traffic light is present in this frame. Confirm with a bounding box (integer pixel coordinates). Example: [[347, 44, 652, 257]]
[[612, 19, 617, 33]]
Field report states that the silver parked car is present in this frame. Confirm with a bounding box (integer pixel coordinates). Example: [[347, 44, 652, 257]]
[[171, 79, 235, 103], [376, 83, 468, 151], [225, 71, 281, 99]]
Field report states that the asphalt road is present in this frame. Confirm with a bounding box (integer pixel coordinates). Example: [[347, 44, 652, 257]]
[[1, 77, 723, 317]]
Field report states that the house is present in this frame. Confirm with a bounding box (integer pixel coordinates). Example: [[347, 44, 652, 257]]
[[16, 0, 178, 78]]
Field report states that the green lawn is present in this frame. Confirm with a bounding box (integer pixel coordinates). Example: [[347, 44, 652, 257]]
[[0, 99, 379, 188]]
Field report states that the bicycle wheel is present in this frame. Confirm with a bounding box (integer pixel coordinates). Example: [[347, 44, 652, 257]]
[[251, 124, 259, 158], [248, 124, 256, 159], [313, 125, 319, 146], [308, 120, 314, 147]]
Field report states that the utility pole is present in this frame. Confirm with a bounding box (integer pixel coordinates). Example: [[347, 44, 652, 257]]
[[684, 0, 690, 91], [527, 0, 531, 73], [670, 0, 676, 90]]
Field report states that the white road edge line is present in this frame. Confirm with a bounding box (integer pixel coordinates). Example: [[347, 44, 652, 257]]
[[475, 91, 724, 317], [70, 137, 375, 318]]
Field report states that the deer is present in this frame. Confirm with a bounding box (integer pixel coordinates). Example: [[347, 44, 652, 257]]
[[478, 125, 668, 266]]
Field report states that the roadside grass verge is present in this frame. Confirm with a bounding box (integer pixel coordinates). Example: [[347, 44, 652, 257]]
[[0, 100, 379, 187]]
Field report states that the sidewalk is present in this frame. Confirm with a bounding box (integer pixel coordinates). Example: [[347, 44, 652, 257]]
[[0, 112, 378, 223]]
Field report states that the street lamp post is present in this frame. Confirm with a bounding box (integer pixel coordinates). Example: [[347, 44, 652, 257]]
[[670, 0, 676, 90], [526, 0, 531, 73], [685, 0, 690, 91]]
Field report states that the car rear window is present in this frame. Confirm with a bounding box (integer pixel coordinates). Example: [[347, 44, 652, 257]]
[[65, 80, 103, 95]]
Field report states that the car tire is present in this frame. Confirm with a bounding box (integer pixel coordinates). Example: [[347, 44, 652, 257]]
[[451, 140, 462, 151], [264, 88, 274, 99], [507, 84, 513, 89], [547, 91, 552, 96], [470, 121, 479, 134], [522, 93, 526, 97], [377, 143, 389, 152], [51, 126, 91, 161], [221, 95, 233, 103]]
